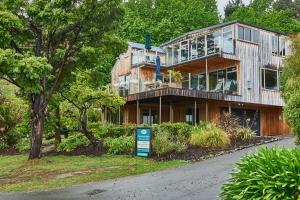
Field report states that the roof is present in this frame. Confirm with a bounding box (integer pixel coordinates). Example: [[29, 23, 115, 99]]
[[160, 20, 288, 47], [128, 41, 165, 54]]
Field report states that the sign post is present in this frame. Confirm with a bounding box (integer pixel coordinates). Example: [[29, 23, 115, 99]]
[[135, 128, 152, 157]]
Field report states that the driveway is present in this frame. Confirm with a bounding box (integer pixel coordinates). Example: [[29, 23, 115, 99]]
[[0, 138, 295, 200]]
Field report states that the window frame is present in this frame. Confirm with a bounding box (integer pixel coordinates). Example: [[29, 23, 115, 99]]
[[261, 68, 279, 91]]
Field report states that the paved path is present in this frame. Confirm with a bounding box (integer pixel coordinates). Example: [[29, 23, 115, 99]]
[[0, 138, 295, 200]]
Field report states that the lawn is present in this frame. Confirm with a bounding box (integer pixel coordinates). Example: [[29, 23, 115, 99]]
[[0, 154, 186, 192]]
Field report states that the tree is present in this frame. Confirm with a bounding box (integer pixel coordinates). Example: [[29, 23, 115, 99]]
[[273, 0, 300, 19], [224, 0, 244, 18], [0, 0, 124, 159], [59, 71, 125, 149], [224, 0, 300, 35], [280, 34, 300, 144], [120, 0, 219, 45]]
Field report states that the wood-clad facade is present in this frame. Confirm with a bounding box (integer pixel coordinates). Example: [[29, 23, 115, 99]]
[[111, 21, 291, 136]]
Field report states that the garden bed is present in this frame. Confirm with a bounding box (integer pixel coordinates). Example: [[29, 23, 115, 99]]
[[153, 136, 280, 162]]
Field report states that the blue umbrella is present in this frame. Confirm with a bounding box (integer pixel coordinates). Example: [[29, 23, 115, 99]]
[[156, 55, 161, 81]]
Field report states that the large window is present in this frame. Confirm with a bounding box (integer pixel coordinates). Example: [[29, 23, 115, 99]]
[[209, 67, 238, 93], [191, 74, 198, 90], [167, 47, 173, 65], [223, 26, 234, 54], [173, 44, 179, 64], [261, 68, 278, 90], [118, 75, 130, 96], [279, 38, 286, 57], [190, 38, 197, 59], [180, 41, 189, 62], [272, 35, 279, 55], [197, 36, 205, 57], [238, 26, 260, 43], [207, 34, 215, 55], [142, 109, 158, 125], [185, 108, 199, 125]]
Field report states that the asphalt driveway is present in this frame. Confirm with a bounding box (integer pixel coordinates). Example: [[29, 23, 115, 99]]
[[0, 138, 295, 200]]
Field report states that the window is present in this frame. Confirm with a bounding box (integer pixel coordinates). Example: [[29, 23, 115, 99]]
[[261, 68, 278, 90], [191, 74, 198, 90], [279, 38, 286, 57], [185, 108, 199, 125], [198, 74, 206, 91], [209, 67, 238, 93], [142, 109, 158, 125], [238, 26, 244, 40], [238, 26, 260, 43], [272, 35, 279, 55], [190, 38, 197, 59], [180, 41, 189, 62], [207, 34, 215, 55], [244, 27, 251, 41], [173, 44, 179, 64], [209, 71, 218, 90], [118, 75, 130, 96], [167, 47, 172, 66], [197, 36, 205, 57], [223, 26, 233, 54], [252, 30, 260, 43], [182, 74, 189, 89]]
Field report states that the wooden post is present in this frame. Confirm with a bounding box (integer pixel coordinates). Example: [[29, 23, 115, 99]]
[[194, 99, 197, 126], [188, 73, 191, 89], [205, 102, 208, 122], [169, 102, 174, 123], [149, 107, 152, 125], [206, 58, 209, 91], [136, 100, 140, 124], [169, 69, 172, 86], [159, 96, 162, 124]]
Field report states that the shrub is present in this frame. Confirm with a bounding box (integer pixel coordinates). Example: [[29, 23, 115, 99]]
[[57, 133, 90, 152], [90, 123, 137, 139], [217, 112, 241, 139], [0, 138, 8, 150], [237, 128, 255, 140], [15, 137, 30, 152], [152, 132, 176, 157], [104, 136, 134, 155], [153, 122, 192, 140], [221, 147, 300, 200], [190, 124, 230, 148]]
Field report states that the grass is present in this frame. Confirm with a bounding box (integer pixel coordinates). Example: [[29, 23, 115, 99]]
[[0, 154, 186, 192]]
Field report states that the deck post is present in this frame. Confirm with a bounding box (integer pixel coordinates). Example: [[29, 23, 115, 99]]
[[188, 73, 191, 89], [206, 58, 209, 91], [159, 96, 162, 124], [136, 100, 140, 124], [169, 69, 172, 86], [149, 107, 152, 125], [205, 102, 208, 122], [194, 99, 197, 126]]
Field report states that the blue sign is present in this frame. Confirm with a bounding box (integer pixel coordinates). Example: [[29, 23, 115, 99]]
[[136, 128, 152, 157]]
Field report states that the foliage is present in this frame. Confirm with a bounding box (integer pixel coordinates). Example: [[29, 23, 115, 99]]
[[168, 70, 183, 83], [217, 112, 241, 139], [90, 123, 137, 139], [120, 0, 219, 45], [221, 147, 300, 200], [15, 137, 30, 152], [152, 122, 192, 139], [104, 136, 135, 155], [152, 131, 176, 157], [236, 128, 255, 140], [224, 0, 244, 18], [190, 124, 230, 148], [281, 34, 300, 143], [224, 0, 300, 34], [57, 133, 90, 152]]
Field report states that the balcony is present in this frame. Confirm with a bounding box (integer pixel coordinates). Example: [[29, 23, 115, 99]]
[[131, 50, 166, 67]]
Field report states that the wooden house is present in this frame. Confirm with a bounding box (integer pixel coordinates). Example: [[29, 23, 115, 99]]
[[111, 21, 291, 136]]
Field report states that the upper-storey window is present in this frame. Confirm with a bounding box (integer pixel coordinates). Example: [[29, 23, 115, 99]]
[[207, 30, 221, 55], [272, 35, 287, 57], [238, 26, 260, 43], [173, 44, 179, 64], [180, 41, 189, 62], [190, 38, 197, 59], [223, 26, 234, 54], [272, 35, 279, 55], [197, 36, 205, 57], [167, 47, 172, 66]]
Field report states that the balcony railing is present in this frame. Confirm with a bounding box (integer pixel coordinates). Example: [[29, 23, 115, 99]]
[[116, 73, 238, 98]]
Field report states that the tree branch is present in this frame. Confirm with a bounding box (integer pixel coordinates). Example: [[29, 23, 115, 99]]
[[0, 76, 24, 90]]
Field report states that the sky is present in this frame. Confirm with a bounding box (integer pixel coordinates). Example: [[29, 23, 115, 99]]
[[217, 0, 251, 17]]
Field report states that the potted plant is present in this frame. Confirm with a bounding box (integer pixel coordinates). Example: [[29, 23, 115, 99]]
[[168, 70, 183, 88]]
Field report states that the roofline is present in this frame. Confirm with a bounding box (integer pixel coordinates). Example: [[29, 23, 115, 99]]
[[160, 20, 288, 47]]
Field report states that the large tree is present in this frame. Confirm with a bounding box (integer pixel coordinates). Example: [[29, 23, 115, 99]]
[[224, 0, 244, 18], [280, 34, 300, 144], [120, 0, 220, 45], [0, 0, 124, 159], [224, 0, 300, 34]]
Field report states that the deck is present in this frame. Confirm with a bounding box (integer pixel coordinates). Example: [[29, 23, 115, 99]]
[[126, 87, 225, 102]]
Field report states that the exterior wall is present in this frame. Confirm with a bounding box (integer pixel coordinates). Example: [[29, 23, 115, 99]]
[[124, 100, 290, 136]]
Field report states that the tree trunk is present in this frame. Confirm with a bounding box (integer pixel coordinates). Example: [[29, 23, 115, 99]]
[[28, 93, 46, 160], [54, 105, 62, 149], [80, 108, 102, 150]]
